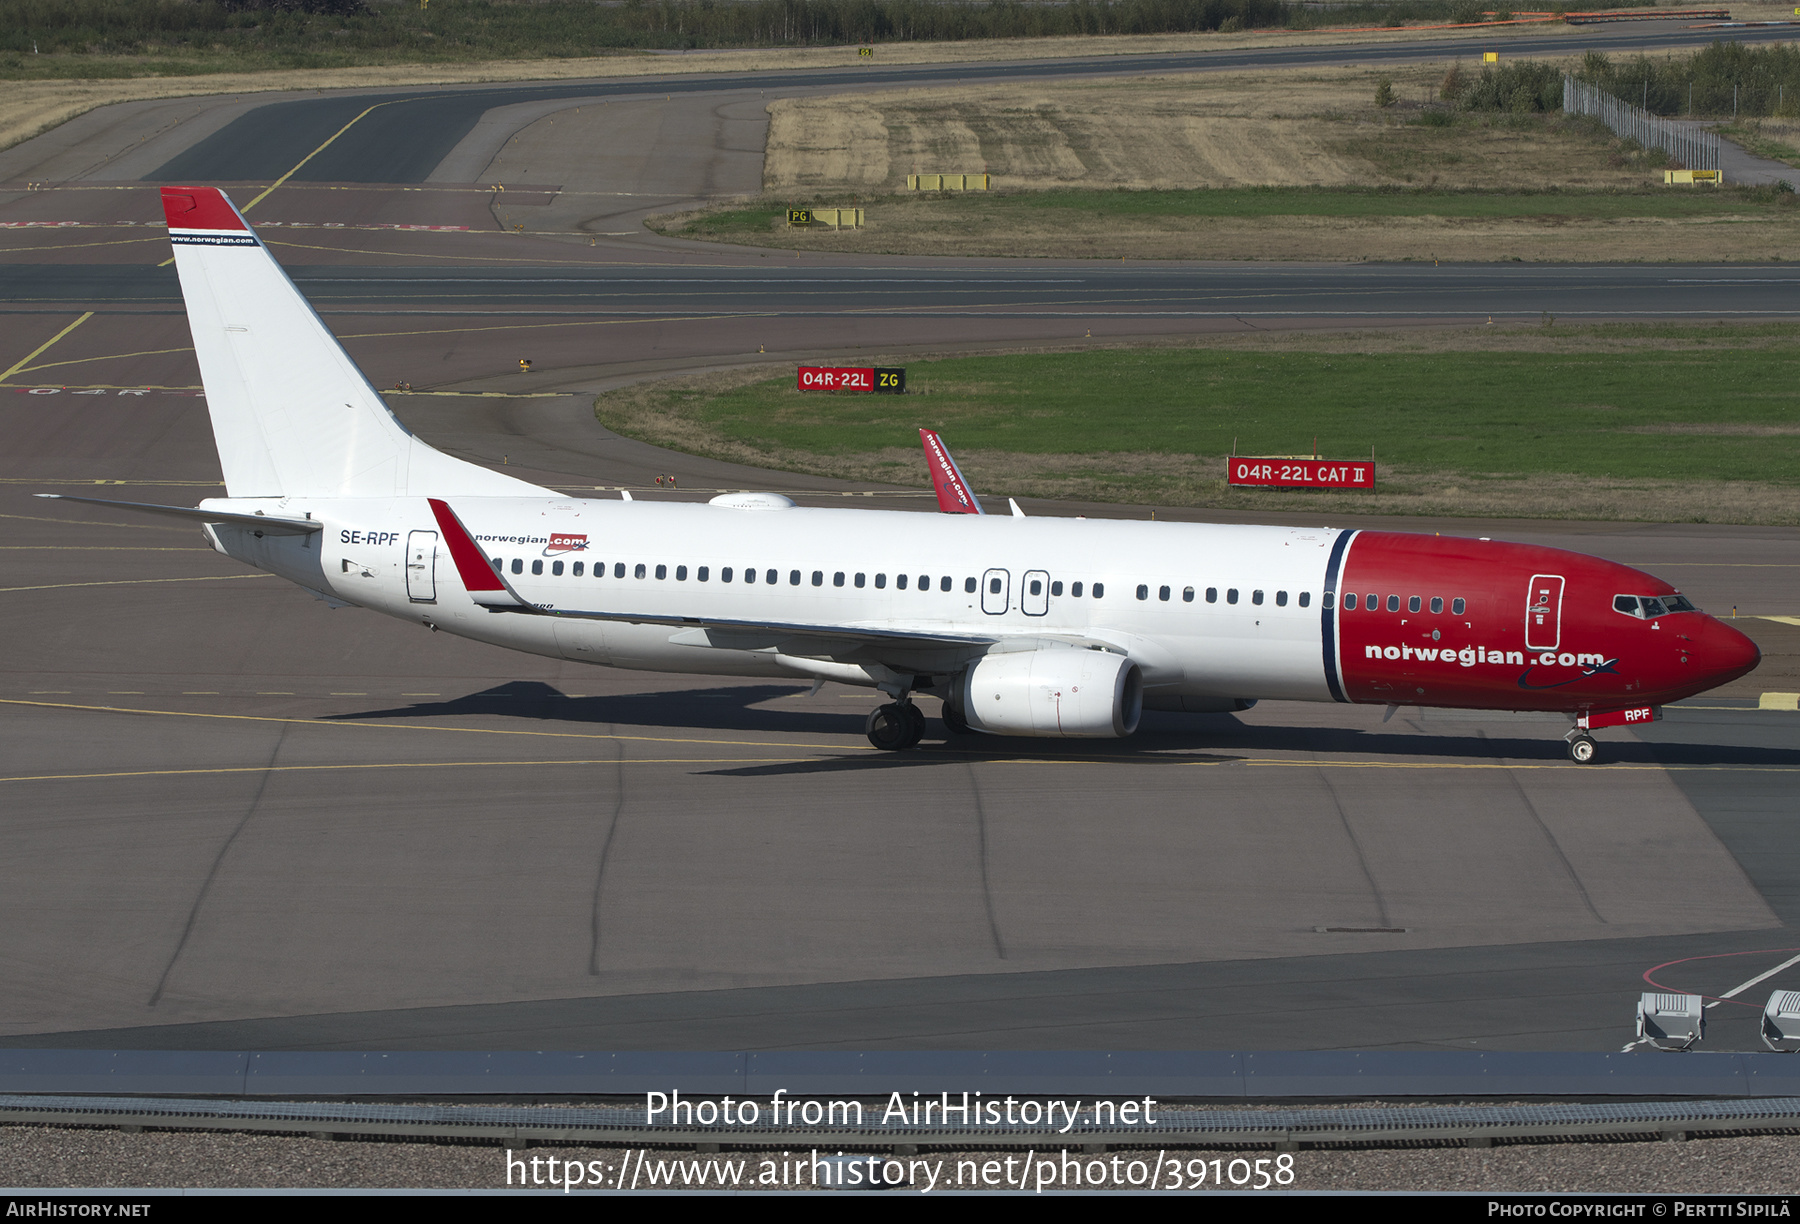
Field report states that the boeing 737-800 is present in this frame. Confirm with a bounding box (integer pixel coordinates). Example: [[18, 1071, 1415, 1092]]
[[40, 187, 1761, 762]]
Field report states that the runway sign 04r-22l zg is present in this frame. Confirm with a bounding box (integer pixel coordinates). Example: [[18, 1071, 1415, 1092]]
[[796, 366, 906, 393]]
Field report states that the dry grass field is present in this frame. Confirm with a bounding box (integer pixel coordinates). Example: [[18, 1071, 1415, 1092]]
[[761, 67, 1655, 192], [654, 62, 1800, 262]]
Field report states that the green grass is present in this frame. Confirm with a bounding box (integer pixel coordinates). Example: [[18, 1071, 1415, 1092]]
[[621, 328, 1800, 486], [675, 185, 1800, 240]]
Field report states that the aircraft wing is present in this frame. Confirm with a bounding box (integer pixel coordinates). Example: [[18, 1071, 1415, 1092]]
[[429, 498, 1104, 669], [920, 428, 984, 515]]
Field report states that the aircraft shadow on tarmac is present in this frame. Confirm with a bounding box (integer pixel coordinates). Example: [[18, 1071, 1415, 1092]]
[[321, 682, 1800, 772]]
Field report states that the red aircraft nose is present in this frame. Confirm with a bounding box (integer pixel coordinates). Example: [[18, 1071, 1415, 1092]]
[[1696, 616, 1761, 687]]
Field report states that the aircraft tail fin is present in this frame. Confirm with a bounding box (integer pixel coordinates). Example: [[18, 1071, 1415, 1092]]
[[919, 428, 984, 515], [161, 186, 548, 500]]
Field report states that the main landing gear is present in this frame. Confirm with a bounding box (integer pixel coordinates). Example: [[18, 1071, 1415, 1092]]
[[866, 700, 927, 751]]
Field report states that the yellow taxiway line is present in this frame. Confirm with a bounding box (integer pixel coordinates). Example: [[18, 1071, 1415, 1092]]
[[1, 312, 93, 383]]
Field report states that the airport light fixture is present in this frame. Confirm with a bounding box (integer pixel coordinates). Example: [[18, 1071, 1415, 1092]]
[[1637, 992, 1705, 1051], [1762, 990, 1800, 1051]]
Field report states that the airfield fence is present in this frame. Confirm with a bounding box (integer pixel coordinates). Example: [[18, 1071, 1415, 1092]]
[[1563, 75, 1720, 171]]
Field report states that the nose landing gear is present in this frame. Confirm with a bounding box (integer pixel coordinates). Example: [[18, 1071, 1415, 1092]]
[[1567, 733, 1598, 764]]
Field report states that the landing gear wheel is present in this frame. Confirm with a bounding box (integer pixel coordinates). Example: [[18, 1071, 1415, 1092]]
[[1568, 734, 1598, 764], [942, 701, 970, 736], [902, 702, 927, 748], [866, 703, 917, 751]]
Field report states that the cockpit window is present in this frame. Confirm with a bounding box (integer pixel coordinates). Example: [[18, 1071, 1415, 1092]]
[[1614, 593, 1696, 619]]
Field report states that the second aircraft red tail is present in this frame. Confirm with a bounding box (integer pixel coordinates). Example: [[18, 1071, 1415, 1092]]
[[920, 428, 984, 515]]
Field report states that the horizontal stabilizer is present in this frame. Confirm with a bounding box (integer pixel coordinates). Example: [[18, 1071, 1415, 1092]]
[[35, 493, 321, 535]]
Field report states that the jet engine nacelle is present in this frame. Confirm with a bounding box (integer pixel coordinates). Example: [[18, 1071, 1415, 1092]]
[[961, 649, 1143, 738]]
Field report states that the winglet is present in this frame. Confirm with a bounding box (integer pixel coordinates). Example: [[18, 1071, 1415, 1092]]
[[919, 428, 984, 515], [161, 186, 253, 240], [427, 498, 530, 609]]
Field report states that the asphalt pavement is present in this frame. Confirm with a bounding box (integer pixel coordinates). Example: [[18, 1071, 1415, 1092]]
[[1, 29, 1797, 1054]]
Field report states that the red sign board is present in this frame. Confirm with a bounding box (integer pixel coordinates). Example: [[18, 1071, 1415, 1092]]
[[799, 366, 873, 391], [797, 366, 906, 393], [1227, 458, 1375, 489]]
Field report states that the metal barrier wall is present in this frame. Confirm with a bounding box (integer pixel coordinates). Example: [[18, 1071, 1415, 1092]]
[[5, 1092, 1800, 1149], [1563, 75, 1720, 171], [6, 1049, 1800, 1100]]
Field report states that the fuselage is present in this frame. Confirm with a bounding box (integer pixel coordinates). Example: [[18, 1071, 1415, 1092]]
[[202, 494, 1761, 717]]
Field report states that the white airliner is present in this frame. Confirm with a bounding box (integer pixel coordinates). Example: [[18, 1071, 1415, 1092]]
[[42, 187, 1759, 761]]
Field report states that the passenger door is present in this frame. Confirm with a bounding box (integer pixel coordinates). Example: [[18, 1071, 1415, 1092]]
[[406, 530, 438, 603], [1525, 573, 1564, 651]]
